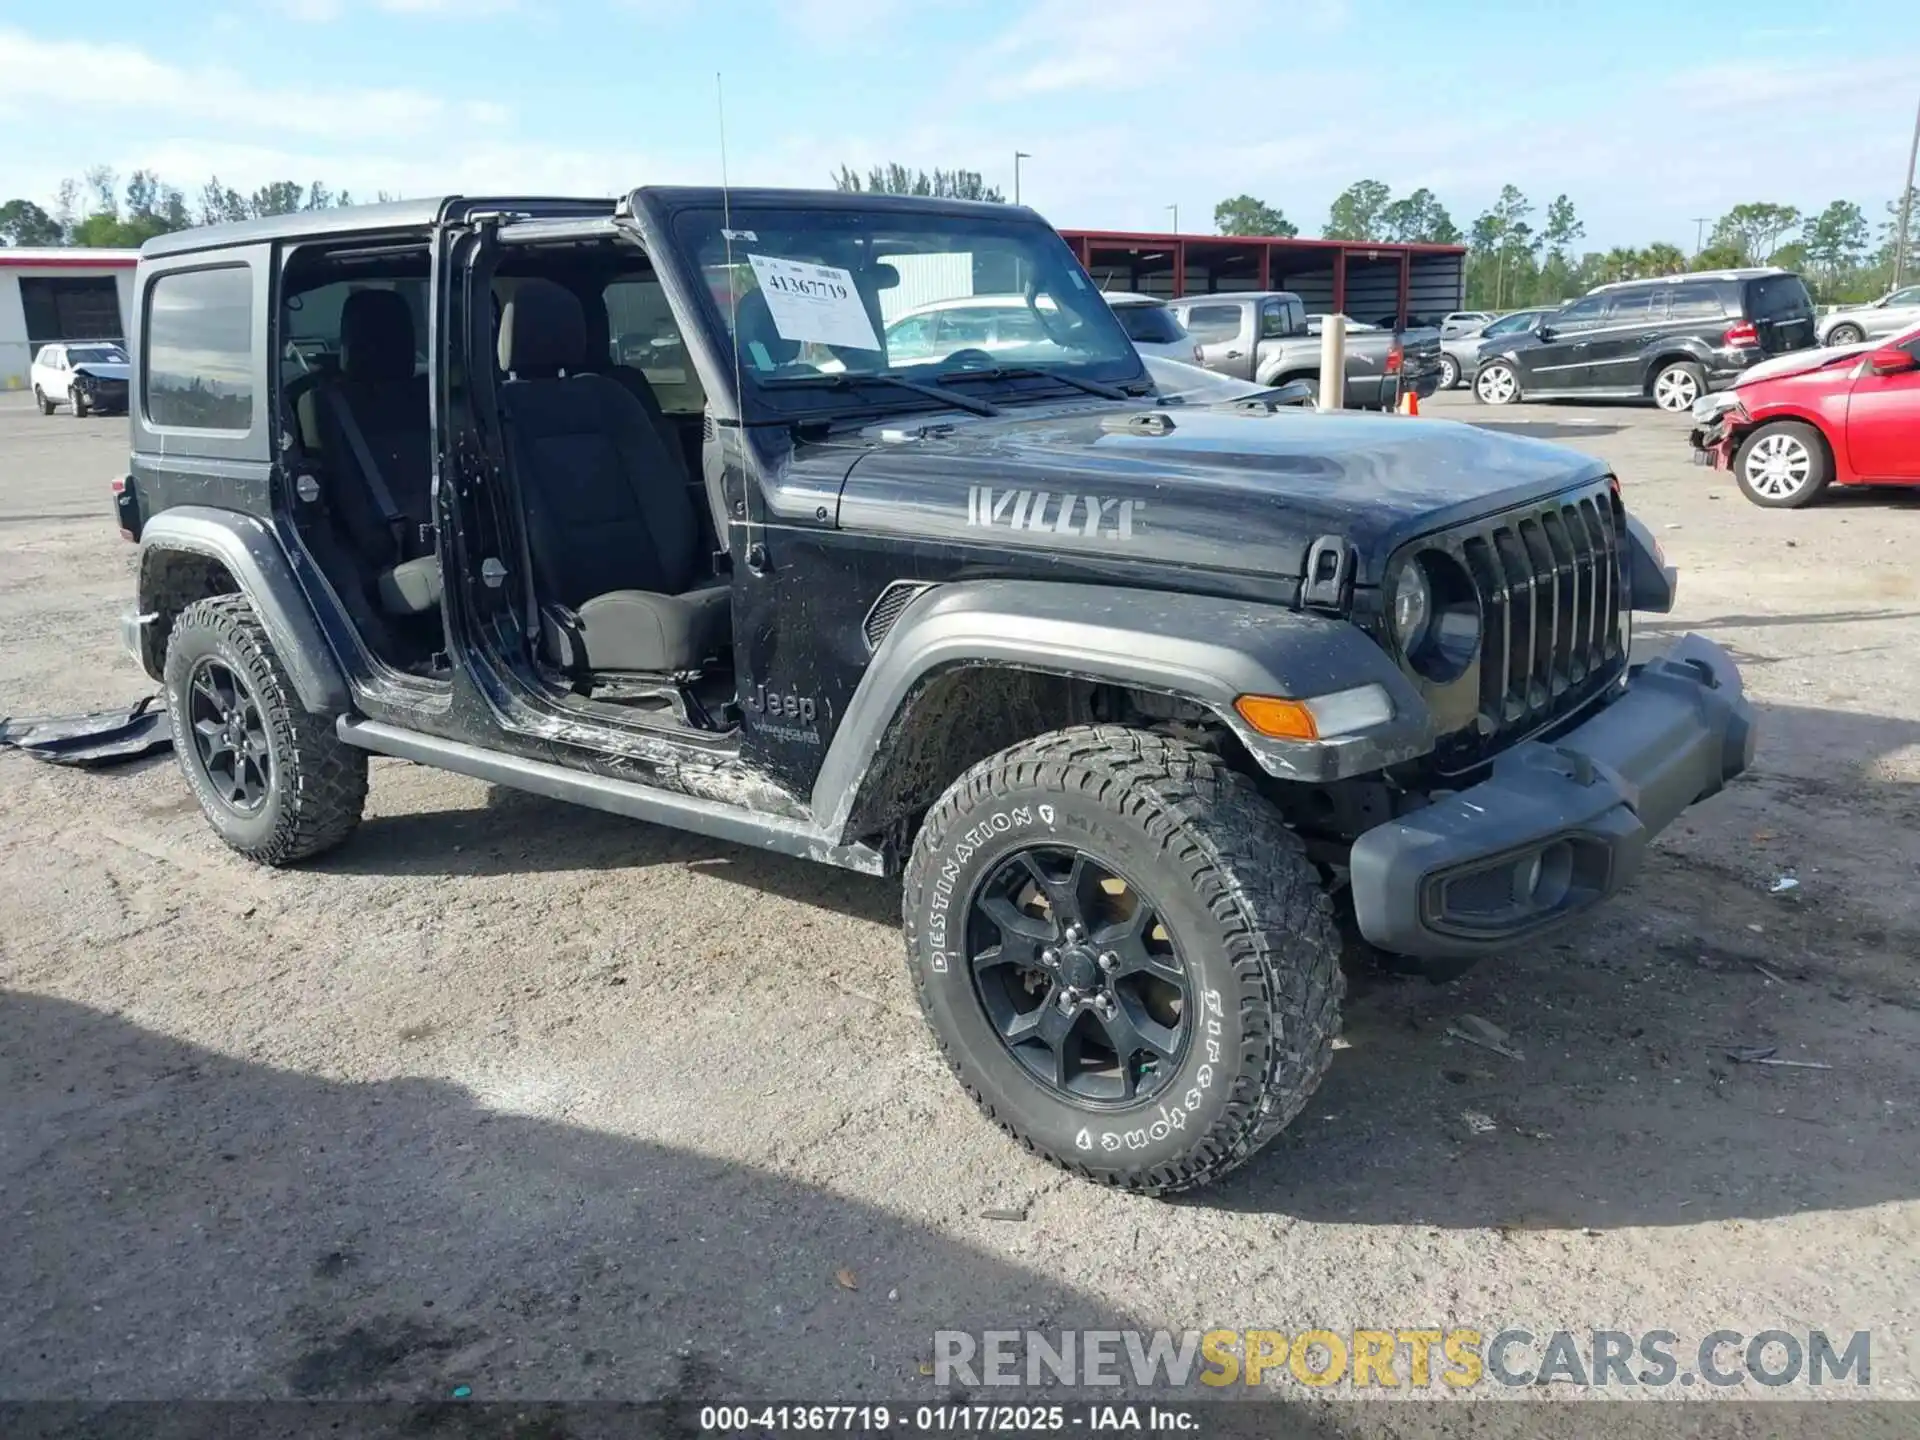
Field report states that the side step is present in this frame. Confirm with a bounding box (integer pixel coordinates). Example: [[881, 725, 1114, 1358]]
[[336, 716, 885, 876]]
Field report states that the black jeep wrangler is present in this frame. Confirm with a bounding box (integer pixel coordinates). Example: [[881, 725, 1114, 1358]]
[[114, 190, 1754, 1192]]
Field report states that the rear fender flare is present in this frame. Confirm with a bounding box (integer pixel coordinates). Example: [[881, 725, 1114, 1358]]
[[136, 507, 351, 715], [810, 580, 1435, 841]]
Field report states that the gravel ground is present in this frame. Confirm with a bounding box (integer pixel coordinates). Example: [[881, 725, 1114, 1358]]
[[2, 388, 1916, 1423]]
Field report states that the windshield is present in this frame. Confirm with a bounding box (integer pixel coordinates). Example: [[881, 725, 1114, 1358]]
[[674, 204, 1143, 413], [68, 345, 127, 365]]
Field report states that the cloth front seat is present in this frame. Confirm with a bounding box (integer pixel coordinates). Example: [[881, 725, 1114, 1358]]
[[496, 278, 728, 674], [312, 288, 438, 617]]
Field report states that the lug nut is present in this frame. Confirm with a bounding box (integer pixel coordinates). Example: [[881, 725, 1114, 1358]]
[[1065, 924, 1086, 943], [1098, 951, 1119, 972], [1041, 948, 1059, 967]]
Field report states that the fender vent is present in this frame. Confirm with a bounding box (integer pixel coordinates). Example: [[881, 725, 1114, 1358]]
[[701, 413, 715, 442], [863, 581, 932, 652]]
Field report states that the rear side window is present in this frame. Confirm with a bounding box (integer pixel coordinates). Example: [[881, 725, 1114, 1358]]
[[145, 266, 254, 431], [603, 274, 707, 415], [1183, 304, 1243, 343], [1607, 290, 1657, 323], [1115, 304, 1185, 344], [1746, 274, 1814, 321], [1665, 286, 1727, 320]]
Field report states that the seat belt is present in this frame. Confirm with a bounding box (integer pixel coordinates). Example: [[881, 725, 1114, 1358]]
[[322, 387, 409, 555]]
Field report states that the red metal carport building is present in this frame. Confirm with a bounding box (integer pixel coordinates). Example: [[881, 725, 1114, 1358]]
[[1056, 229, 1468, 325]]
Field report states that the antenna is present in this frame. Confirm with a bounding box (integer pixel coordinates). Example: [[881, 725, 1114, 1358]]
[[717, 71, 744, 413]]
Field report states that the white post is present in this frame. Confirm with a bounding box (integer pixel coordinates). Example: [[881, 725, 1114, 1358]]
[[1318, 313, 1346, 412]]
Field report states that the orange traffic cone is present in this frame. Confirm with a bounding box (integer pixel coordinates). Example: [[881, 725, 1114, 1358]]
[[1397, 388, 1420, 417]]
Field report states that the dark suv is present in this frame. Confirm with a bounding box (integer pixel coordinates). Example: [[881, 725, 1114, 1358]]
[[113, 189, 1753, 1193], [1473, 268, 1818, 413]]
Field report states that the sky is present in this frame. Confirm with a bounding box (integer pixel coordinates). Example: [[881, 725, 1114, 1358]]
[[2, 0, 1916, 250]]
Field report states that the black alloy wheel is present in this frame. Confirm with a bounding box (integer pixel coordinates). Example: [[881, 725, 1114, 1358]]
[[183, 656, 273, 814], [966, 844, 1190, 1105]]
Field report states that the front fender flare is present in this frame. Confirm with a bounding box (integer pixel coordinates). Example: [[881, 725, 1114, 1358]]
[[810, 580, 1435, 839], [137, 507, 351, 715]]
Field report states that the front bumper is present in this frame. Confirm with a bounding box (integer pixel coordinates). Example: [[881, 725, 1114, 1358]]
[[1688, 412, 1742, 469], [1348, 634, 1755, 958]]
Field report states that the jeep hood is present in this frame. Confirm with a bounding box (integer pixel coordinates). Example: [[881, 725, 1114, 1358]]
[[72, 362, 131, 382], [833, 402, 1609, 585]]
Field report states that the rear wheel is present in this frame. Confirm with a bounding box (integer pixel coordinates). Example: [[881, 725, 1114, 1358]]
[[1651, 361, 1705, 413], [1826, 323, 1865, 347], [902, 726, 1344, 1194], [1438, 354, 1460, 390], [1734, 421, 1831, 508], [33, 386, 55, 416], [164, 595, 368, 864], [1475, 362, 1520, 405]]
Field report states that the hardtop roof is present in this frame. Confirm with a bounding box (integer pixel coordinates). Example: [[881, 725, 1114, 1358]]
[[139, 187, 1053, 260]]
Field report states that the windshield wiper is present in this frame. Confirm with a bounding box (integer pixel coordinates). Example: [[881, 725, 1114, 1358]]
[[761, 371, 1000, 418], [933, 364, 1136, 401]]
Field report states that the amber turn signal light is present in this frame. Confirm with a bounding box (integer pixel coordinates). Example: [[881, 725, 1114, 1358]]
[[1233, 694, 1319, 741]]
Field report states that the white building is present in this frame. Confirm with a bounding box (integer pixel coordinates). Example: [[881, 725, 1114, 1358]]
[[0, 249, 139, 392]]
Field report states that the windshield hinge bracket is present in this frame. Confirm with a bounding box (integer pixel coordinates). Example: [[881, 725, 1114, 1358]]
[[1301, 535, 1355, 613]]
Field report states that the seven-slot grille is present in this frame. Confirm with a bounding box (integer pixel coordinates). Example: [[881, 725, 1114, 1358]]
[[1438, 483, 1626, 768]]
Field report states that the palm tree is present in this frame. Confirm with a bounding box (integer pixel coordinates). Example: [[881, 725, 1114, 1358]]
[[1639, 242, 1687, 276]]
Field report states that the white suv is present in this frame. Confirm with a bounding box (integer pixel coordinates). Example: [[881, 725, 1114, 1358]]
[[31, 341, 131, 417]]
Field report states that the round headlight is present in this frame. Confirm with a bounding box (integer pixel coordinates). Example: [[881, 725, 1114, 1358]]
[[1393, 562, 1433, 655], [1394, 550, 1482, 683]]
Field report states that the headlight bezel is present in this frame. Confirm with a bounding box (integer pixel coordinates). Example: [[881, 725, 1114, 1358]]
[[1389, 548, 1481, 684]]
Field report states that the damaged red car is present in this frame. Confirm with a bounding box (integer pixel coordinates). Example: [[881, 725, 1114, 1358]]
[[1689, 321, 1920, 507]]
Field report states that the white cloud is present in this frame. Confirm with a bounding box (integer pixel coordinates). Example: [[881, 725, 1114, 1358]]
[[977, 0, 1346, 99], [0, 28, 505, 143]]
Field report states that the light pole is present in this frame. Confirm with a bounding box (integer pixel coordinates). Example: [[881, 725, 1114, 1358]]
[[1894, 94, 1919, 290], [1691, 216, 1711, 256], [1014, 151, 1031, 205], [1167, 204, 1179, 235]]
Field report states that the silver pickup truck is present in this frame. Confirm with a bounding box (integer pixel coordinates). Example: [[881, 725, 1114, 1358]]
[[1168, 290, 1442, 409]]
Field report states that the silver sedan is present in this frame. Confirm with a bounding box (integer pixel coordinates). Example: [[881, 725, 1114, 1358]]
[[1819, 284, 1920, 346]]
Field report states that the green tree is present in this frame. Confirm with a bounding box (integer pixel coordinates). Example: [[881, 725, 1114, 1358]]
[[0, 198, 63, 246], [1876, 187, 1919, 286], [248, 182, 308, 216], [832, 163, 1004, 202], [1379, 187, 1459, 244], [1639, 241, 1687, 276], [1691, 241, 1747, 271], [1213, 194, 1297, 237], [1465, 185, 1537, 308], [1709, 203, 1801, 266], [200, 176, 249, 226], [1324, 179, 1392, 240], [1802, 200, 1870, 298], [1541, 194, 1584, 259]]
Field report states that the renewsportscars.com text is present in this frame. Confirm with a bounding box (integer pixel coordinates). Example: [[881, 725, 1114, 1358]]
[[933, 1328, 1872, 1391]]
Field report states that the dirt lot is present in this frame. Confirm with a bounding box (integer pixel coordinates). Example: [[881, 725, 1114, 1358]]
[[2, 387, 1917, 1421]]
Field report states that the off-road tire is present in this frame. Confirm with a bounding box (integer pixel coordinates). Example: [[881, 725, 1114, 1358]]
[[163, 594, 368, 864], [34, 386, 55, 416], [902, 725, 1344, 1194]]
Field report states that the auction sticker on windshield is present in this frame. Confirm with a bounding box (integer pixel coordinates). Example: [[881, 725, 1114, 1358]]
[[746, 254, 881, 352]]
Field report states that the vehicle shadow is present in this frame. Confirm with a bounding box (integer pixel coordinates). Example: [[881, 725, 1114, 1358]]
[[313, 783, 901, 928], [1, 989, 1147, 1406], [299, 702, 1919, 1238]]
